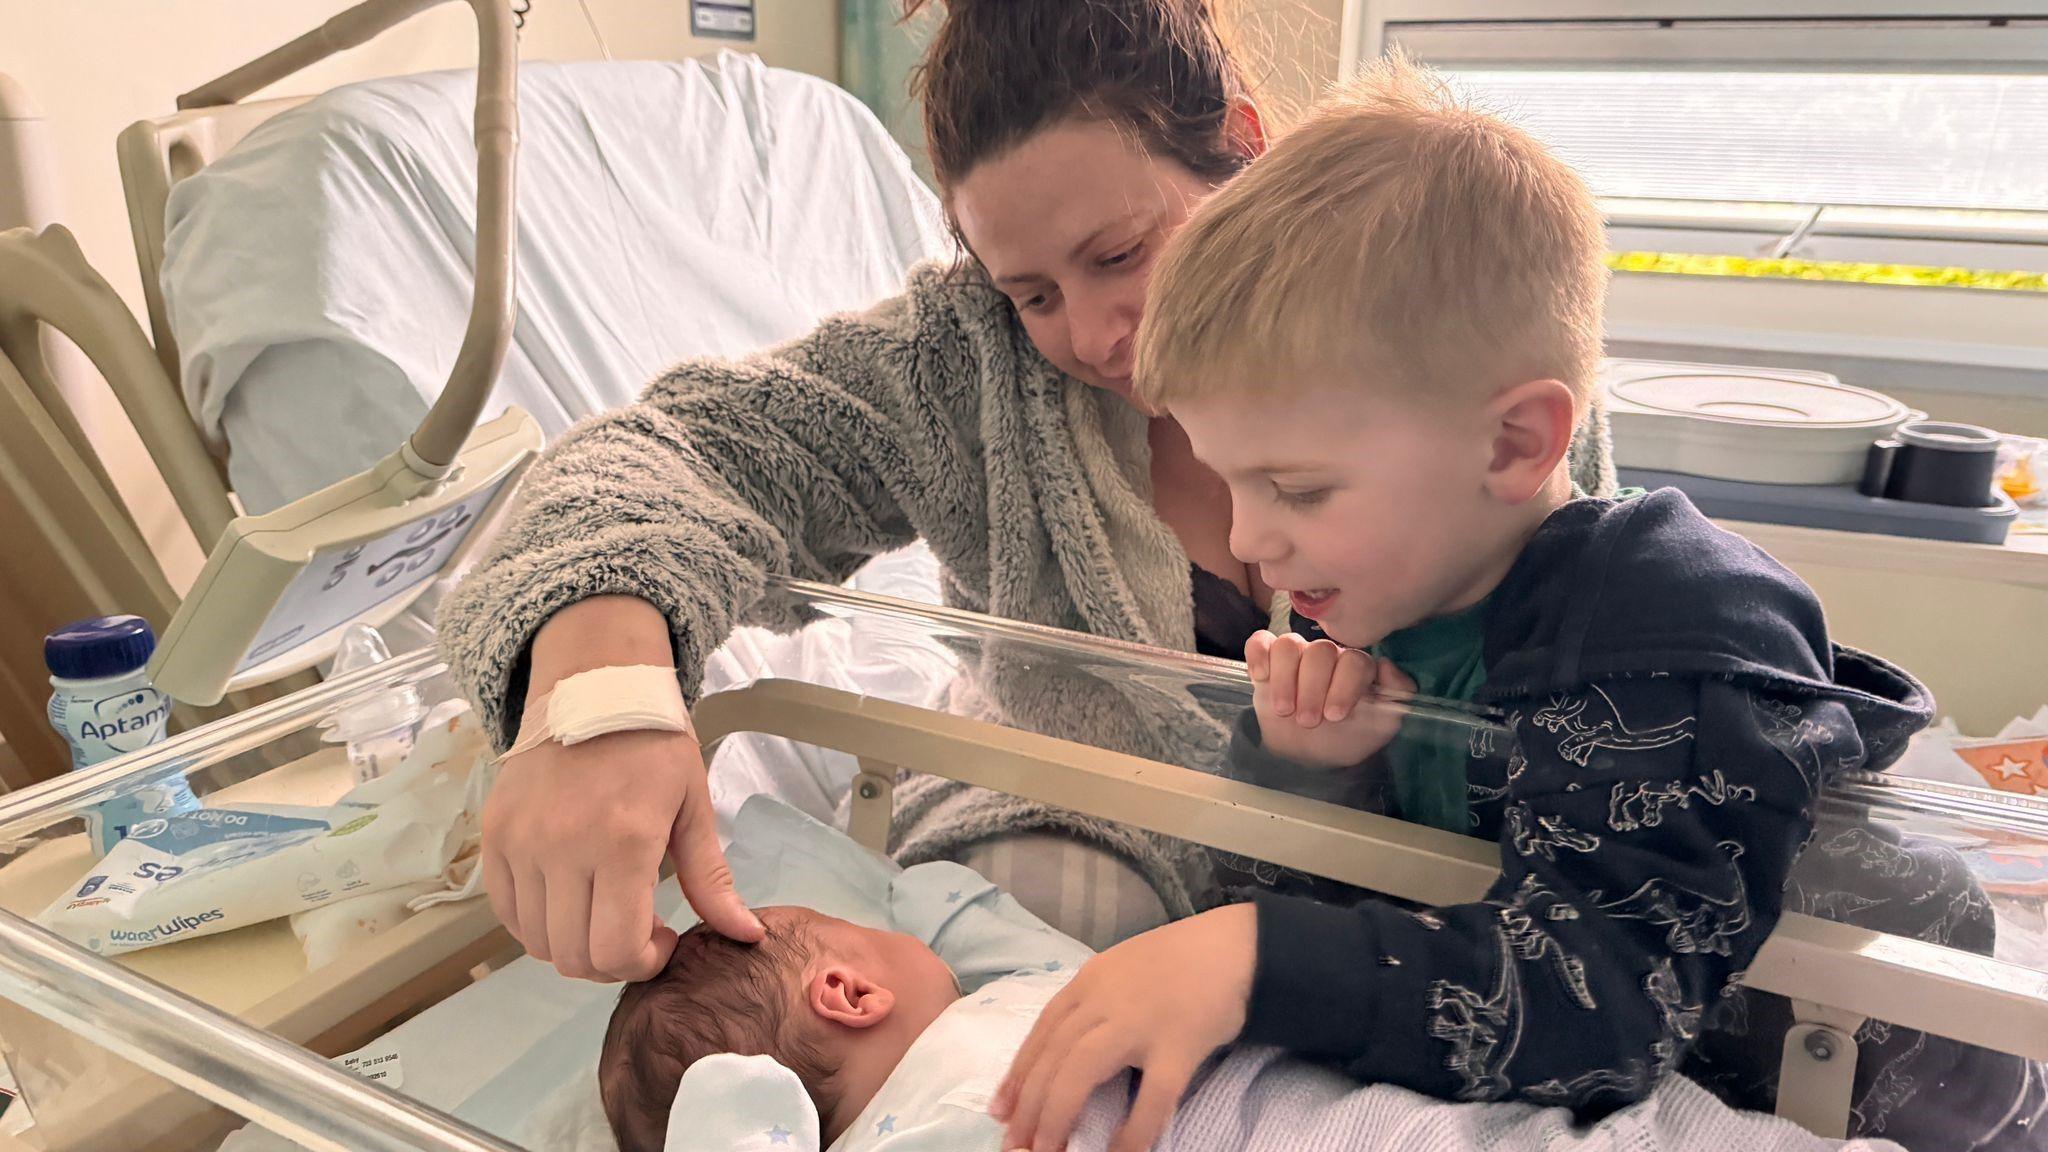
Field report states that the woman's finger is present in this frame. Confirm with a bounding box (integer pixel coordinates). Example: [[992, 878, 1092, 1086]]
[[514, 866, 552, 964], [544, 869, 597, 979], [590, 858, 670, 982], [668, 753, 764, 944], [482, 848, 521, 949]]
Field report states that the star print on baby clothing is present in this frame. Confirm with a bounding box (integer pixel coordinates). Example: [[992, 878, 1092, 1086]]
[[766, 1125, 791, 1145], [980, 996, 998, 1005], [876, 1115, 897, 1135], [945, 890, 963, 903]]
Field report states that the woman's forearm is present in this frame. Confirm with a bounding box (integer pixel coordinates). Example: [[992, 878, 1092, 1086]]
[[527, 595, 674, 696]]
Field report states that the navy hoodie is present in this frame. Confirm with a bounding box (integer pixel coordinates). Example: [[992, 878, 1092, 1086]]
[[1229, 490, 1932, 1110]]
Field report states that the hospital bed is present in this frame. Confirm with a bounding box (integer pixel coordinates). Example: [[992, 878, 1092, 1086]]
[[118, 19, 947, 520], [0, 0, 947, 773], [0, 584, 2042, 1152]]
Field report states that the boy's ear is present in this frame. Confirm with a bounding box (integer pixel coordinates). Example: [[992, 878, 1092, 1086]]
[[807, 964, 896, 1030], [1227, 97, 1267, 160], [1483, 379, 1577, 505]]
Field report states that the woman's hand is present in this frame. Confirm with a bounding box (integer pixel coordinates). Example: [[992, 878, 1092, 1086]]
[[480, 597, 762, 982], [993, 904, 1258, 1152], [1246, 630, 1414, 769]]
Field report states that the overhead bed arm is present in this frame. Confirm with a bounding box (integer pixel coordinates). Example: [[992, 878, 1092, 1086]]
[[176, 0, 521, 477]]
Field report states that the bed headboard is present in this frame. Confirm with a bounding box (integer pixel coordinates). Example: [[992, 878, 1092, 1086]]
[[114, 97, 307, 390]]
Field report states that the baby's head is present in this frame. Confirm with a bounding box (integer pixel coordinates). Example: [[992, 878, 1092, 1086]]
[[1136, 52, 1608, 649], [599, 906, 959, 1152]]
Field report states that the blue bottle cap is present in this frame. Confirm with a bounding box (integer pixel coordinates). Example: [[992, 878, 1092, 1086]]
[[44, 616, 157, 681]]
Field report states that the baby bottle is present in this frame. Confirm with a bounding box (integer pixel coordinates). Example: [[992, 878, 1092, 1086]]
[[44, 615, 199, 855], [323, 623, 426, 783]]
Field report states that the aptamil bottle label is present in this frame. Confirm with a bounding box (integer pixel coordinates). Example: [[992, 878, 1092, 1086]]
[[44, 616, 199, 857], [47, 684, 172, 770], [48, 680, 191, 855]]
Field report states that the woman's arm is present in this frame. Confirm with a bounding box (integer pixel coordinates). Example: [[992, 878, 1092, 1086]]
[[444, 264, 1003, 981], [440, 265, 992, 749]]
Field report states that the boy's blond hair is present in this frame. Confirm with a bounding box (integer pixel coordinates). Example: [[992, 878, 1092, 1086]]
[[1135, 53, 1607, 411]]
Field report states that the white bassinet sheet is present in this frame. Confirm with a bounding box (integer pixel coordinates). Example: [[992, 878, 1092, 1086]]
[[215, 796, 1085, 1152]]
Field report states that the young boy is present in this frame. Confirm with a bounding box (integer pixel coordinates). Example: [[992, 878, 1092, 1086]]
[[994, 55, 2034, 1152]]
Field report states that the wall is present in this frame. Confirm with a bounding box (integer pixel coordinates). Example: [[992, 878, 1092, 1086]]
[[1244, 0, 1345, 124], [0, 0, 838, 589]]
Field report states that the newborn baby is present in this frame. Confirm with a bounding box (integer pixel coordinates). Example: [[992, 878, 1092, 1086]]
[[601, 906, 969, 1151], [600, 905, 1891, 1152]]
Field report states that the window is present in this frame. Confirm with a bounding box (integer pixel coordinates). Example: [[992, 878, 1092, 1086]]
[[1344, 5, 2048, 294]]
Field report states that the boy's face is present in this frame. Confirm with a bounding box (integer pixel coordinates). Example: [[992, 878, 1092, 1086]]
[[1174, 381, 1517, 649]]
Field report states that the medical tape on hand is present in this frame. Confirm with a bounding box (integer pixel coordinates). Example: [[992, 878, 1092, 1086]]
[[498, 664, 693, 763]]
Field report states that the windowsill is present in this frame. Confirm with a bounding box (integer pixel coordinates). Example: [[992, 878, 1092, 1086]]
[[1605, 270, 2048, 382], [1720, 518, 2048, 590]]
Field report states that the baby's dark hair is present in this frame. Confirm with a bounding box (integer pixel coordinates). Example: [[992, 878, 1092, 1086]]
[[599, 921, 838, 1152]]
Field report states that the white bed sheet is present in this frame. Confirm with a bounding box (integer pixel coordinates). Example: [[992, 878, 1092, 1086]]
[[162, 52, 948, 514], [699, 541, 957, 844]]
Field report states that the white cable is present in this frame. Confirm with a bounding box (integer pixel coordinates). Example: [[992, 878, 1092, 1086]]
[[576, 0, 613, 60]]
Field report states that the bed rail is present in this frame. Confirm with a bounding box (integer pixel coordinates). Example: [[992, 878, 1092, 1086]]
[[0, 664, 2040, 1147], [697, 678, 2048, 1139]]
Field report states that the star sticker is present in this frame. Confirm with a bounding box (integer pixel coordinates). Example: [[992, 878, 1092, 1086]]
[[1992, 755, 2032, 779], [945, 890, 963, 904], [877, 1115, 897, 1135], [767, 1125, 791, 1145]]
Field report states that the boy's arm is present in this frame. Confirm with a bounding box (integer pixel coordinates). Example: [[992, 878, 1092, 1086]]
[[1240, 675, 1846, 1110]]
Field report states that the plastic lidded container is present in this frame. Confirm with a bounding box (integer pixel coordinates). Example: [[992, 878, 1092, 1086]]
[[1601, 358, 1917, 485]]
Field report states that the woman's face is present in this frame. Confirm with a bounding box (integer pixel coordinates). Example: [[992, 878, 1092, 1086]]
[[951, 118, 1227, 400]]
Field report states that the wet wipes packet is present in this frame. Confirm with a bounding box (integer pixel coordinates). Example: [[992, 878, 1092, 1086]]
[[38, 773, 468, 957]]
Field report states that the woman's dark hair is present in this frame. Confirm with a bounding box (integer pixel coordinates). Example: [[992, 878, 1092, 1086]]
[[901, 0, 1264, 193]]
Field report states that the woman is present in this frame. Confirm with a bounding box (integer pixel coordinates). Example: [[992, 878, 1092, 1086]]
[[442, 0, 1616, 983]]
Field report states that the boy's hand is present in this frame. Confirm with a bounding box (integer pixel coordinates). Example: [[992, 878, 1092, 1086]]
[[1247, 630, 1415, 768], [993, 904, 1257, 1152]]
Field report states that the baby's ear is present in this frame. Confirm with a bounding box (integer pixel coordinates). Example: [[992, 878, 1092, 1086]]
[[808, 964, 896, 1030], [1483, 378, 1577, 505]]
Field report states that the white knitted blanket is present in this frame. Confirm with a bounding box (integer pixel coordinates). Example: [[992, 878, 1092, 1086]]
[[1068, 1048, 1903, 1152]]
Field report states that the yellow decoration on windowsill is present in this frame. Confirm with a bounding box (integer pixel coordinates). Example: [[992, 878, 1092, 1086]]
[[1607, 251, 2048, 293], [2003, 456, 2042, 504]]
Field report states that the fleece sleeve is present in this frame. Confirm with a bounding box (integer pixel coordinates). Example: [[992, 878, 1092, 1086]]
[[437, 263, 995, 749]]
